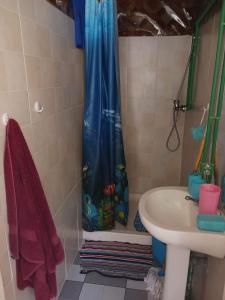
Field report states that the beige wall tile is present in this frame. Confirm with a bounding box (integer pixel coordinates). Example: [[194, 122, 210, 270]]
[[126, 125, 142, 154], [29, 88, 55, 122], [157, 36, 191, 70], [0, 1, 83, 299], [0, 52, 7, 91], [121, 36, 190, 193], [53, 61, 62, 87], [21, 18, 39, 57], [0, 220, 12, 293], [25, 55, 41, 89], [3, 51, 26, 91], [18, 0, 35, 19], [0, 6, 22, 52], [120, 65, 127, 112], [119, 37, 128, 67], [21, 18, 51, 58], [72, 47, 83, 66], [31, 119, 49, 153], [51, 33, 69, 62], [60, 62, 71, 87], [127, 37, 158, 69], [3, 280, 15, 300], [40, 57, 54, 87], [54, 87, 71, 111], [33, 0, 50, 28], [43, 165, 62, 215], [0, 0, 18, 12], [49, 7, 66, 38], [7, 90, 30, 126], [127, 66, 156, 100], [37, 24, 51, 58], [3, 52, 26, 91]]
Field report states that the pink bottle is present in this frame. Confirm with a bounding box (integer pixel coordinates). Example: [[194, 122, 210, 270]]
[[199, 184, 221, 214]]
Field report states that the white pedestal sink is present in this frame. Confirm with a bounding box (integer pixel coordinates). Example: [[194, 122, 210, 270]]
[[139, 187, 225, 300]]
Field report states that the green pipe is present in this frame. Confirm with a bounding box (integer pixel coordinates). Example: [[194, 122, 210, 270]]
[[186, 27, 200, 111], [210, 52, 225, 166], [195, 0, 217, 26], [201, 0, 225, 175], [186, 0, 217, 111]]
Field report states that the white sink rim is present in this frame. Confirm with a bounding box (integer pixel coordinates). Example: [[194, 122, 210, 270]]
[[139, 186, 225, 258]]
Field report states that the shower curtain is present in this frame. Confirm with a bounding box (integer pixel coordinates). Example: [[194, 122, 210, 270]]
[[82, 0, 129, 231]]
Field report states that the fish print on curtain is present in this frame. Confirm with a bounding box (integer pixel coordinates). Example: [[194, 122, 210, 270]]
[[82, 0, 129, 231]]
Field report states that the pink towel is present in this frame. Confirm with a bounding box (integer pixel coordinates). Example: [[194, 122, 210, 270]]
[[4, 119, 64, 300]]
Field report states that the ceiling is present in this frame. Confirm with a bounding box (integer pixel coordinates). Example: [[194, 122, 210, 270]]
[[47, 0, 208, 36], [117, 0, 208, 36]]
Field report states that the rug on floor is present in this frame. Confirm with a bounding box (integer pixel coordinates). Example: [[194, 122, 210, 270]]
[[80, 240, 158, 281]]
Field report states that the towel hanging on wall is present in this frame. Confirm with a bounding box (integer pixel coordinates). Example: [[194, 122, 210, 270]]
[[4, 119, 64, 300]]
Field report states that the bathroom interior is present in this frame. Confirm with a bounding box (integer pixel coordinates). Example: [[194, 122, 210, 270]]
[[1, 0, 225, 299]]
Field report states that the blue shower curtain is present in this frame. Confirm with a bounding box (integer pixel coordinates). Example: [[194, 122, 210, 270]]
[[82, 0, 129, 231]]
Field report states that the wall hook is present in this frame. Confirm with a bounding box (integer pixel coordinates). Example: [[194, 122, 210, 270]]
[[34, 101, 44, 113], [2, 113, 9, 126]]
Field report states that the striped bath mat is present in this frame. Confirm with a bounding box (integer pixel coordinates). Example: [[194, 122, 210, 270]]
[[80, 240, 158, 281]]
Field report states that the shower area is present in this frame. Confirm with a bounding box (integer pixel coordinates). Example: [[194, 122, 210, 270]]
[[83, 32, 191, 244], [1, 0, 225, 300], [83, 1, 192, 243]]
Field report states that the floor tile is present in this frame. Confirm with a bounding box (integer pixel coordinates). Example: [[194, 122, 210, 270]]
[[73, 253, 80, 265], [124, 288, 148, 300], [59, 280, 83, 300], [67, 265, 86, 282], [126, 279, 147, 290], [85, 271, 127, 288], [79, 283, 125, 300], [79, 283, 103, 300], [102, 286, 125, 300]]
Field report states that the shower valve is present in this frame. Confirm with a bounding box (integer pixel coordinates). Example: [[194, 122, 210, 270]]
[[173, 100, 187, 112]]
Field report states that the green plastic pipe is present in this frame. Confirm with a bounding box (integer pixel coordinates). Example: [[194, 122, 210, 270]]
[[201, 0, 225, 175], [210, 52, 225, 166], [195, 0, 217, 26], [186, 27, 200, 111], [186, 0, 217, 111]]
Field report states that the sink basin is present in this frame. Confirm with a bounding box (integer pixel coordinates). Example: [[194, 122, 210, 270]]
[[139, 187, 225, 300], [139, 186, 225, 258]]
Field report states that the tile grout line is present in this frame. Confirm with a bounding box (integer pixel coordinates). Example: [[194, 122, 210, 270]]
[[17, 0, 32, 125]]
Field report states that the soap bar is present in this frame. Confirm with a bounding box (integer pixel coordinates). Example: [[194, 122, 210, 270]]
[[197, 214, 225, 232]]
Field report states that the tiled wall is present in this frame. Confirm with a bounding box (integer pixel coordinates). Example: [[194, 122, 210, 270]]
[[119, 36, 191, 194], [180, 7, 225, 300], [0, 0, 83, 299]]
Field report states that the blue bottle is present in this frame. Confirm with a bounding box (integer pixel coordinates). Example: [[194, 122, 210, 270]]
[[221, 175, 225, 206]]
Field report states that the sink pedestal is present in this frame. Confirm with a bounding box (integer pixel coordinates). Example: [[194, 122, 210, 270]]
[[163, 245, 190, 300]]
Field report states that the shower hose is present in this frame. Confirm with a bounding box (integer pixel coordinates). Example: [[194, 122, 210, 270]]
[[166, 107, 180, 152], [166, 46, 193, 152]]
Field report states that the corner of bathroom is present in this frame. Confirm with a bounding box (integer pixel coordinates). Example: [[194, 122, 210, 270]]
[[0, 1, 225, 300]]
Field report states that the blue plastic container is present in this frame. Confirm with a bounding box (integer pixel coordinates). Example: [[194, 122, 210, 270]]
[[197, 214, 225, 232], [188, 172, 206, 200], [152, 237, 166, 276], [221, 175, 225, 205]]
